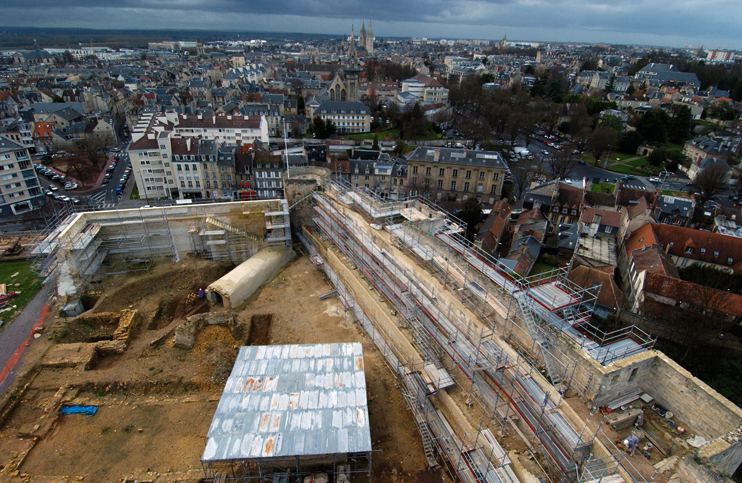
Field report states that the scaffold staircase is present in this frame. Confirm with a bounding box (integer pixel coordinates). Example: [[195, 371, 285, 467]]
[[401, 373, 439, 469], [515, 292, 563, 387]]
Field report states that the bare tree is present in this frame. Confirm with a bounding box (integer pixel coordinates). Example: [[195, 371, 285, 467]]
[[510, 158, 544, 199], [66, 158, 92, 188], [548, 147, 578, 180], [73, 133, 114, 172], [732, 170, 742, 201], [691, 163, 730, 204], [587, 126, 618, 165], [506, 112, 525, 146]]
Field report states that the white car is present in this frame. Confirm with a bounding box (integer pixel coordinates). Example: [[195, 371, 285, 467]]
[[649, 177, 662, 183]]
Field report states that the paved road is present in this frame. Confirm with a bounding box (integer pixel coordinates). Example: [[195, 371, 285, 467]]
[[0, 284, 53, 396]]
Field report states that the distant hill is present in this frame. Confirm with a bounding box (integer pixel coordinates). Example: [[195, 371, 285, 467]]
[[0, 26, 342, 50]]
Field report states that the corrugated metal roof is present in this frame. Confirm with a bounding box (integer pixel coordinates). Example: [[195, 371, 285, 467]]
[[202, 343, 372, 462]]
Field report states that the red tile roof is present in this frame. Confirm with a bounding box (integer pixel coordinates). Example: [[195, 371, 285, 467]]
[[630, 245, 679, 278], [652, 223, 742, 271], [624, 223, 659, 257], [568, 265, 624, 308], [643, 272, 742, 317], [580, 207, 622, 227]]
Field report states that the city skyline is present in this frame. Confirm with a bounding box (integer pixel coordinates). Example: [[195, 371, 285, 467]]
[[0, 0, 739, 50]]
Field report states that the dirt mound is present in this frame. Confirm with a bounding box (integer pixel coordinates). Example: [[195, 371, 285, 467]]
[[247, 314, 273, 345]]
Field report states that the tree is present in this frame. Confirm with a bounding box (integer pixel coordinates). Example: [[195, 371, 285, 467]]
[[618, 130, 643, 155], [635, 110, 669, 144], [587, 126, 618, 165], [691, 163, 730, 204], [668, 105, 692, 144], [626, 84, 636, 95], [733, 171, 742, 201], [547, 148, 578, 180], [459, 197, 483, 241], [393, 140, 407, 156], [73, 133, 113, 172], [66, 158, 92, 188], [506, 112, 525, 146], [511, 163, 536, 199], [599, 114, 624, 133], [372, 135, 379, 151], [647, 148, 666, 167], [297, 96, 305, 115]]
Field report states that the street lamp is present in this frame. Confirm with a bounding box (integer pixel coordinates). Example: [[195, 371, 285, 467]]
[[604, 144, 612, 169]]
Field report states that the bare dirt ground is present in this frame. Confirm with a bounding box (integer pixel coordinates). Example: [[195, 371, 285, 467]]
[[0, 256, 435, 483]]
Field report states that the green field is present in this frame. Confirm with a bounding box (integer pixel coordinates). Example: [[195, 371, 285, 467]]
[[129, 183, 139, 200], [0, 260, 42, 329], [591, 182, 615, 194]]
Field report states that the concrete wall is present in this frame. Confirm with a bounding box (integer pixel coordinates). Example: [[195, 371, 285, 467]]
[[207, 246, 293, 309]]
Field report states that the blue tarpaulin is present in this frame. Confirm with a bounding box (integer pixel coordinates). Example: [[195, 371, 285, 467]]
[[59, 405, 98, 417]]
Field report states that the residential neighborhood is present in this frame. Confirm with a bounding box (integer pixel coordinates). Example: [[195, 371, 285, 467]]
[[0, 21, 742, 483]]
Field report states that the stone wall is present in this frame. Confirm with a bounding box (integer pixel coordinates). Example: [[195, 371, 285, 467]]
[[648, 353, 742, 440]]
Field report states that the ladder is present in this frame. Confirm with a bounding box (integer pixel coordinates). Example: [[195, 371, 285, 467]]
[[401, 377, 439, 469]]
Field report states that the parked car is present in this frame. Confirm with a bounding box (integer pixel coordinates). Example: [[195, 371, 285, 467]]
[[649, 177, 662, 184], [45, 190, 54, 196], [49, 185, 59, 192]]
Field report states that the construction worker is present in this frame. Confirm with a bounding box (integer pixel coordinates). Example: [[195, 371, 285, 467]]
[[198, 288, 205, 299], [626, 434, 640, 456]]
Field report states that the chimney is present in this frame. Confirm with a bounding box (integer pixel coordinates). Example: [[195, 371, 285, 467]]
[[434, 148, 440, 162], [197, 114, 202, 120], [213, 115, 216, 124], [227, 115, 232, 120], [186, 138, 191, 151]]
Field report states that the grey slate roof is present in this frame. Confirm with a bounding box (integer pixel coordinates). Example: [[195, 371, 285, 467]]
[[0, 135, 25, 154], [407, 147, 508, 169], [202, 343, 371, 462], [317, 101, 370, 115]]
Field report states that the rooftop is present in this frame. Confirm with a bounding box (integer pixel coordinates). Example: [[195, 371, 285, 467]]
[[202, 343, 371, 463]]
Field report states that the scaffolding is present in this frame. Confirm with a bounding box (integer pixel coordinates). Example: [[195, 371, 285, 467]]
[[302, 181, 662, 483], [306, 192, 604, 483]]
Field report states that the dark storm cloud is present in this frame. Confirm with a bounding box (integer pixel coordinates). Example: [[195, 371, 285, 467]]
[[0, 0, 739, 48]]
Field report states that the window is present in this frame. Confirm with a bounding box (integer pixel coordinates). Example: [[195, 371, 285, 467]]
[[426, 167, 431, 175], [714, 251, 719, 257], [437, 180, 443, 189], [728, 258, 734, 264], [490, 185, 497, 194], [412, 177, 417, 185], [605, 226, 613, 234], [452, 169, 458, 178], [700, 248, 706, 254], [479, 172, 484, 180], [464, 182, 470, 192], [562, 207, 568, 214], [571, 210, 577, 216], [439, 168, 445, 176], [450, 181, 456, 190], [493, 173, 499, 181], [685, 246, 694, 254], [466, 170, 472, 179], [412, 166, 418, 174]]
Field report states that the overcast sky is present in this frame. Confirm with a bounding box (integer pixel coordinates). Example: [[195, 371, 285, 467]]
[[1, 0, 740, 49]]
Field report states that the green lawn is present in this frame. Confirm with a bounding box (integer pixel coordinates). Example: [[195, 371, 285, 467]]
[[626, 157, 650, 167], [662, 189, 692, 199], [591, 182, 615, 194], [345, 129, 399, 140], [607, 164, 639, 175], [129, 183, 139, 200], [530, 262, 556, 277], [0, 260, 42, 329]]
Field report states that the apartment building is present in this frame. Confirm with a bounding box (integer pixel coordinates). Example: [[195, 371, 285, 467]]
[[401, 74, 449, 104], [316, 101, 371, 133], [406, 147, 509, 205], [0, 135, 44, 216], [170, 113, 269, 145]]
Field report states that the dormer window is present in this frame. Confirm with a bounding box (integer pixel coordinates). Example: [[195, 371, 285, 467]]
[[571, 210, 577, 216], [714, 251, 720, 257], [562, 207, 568, 214], [728, 257, 734, 264], [685, 246, 694, 254], [701, 248, 706, 254]]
